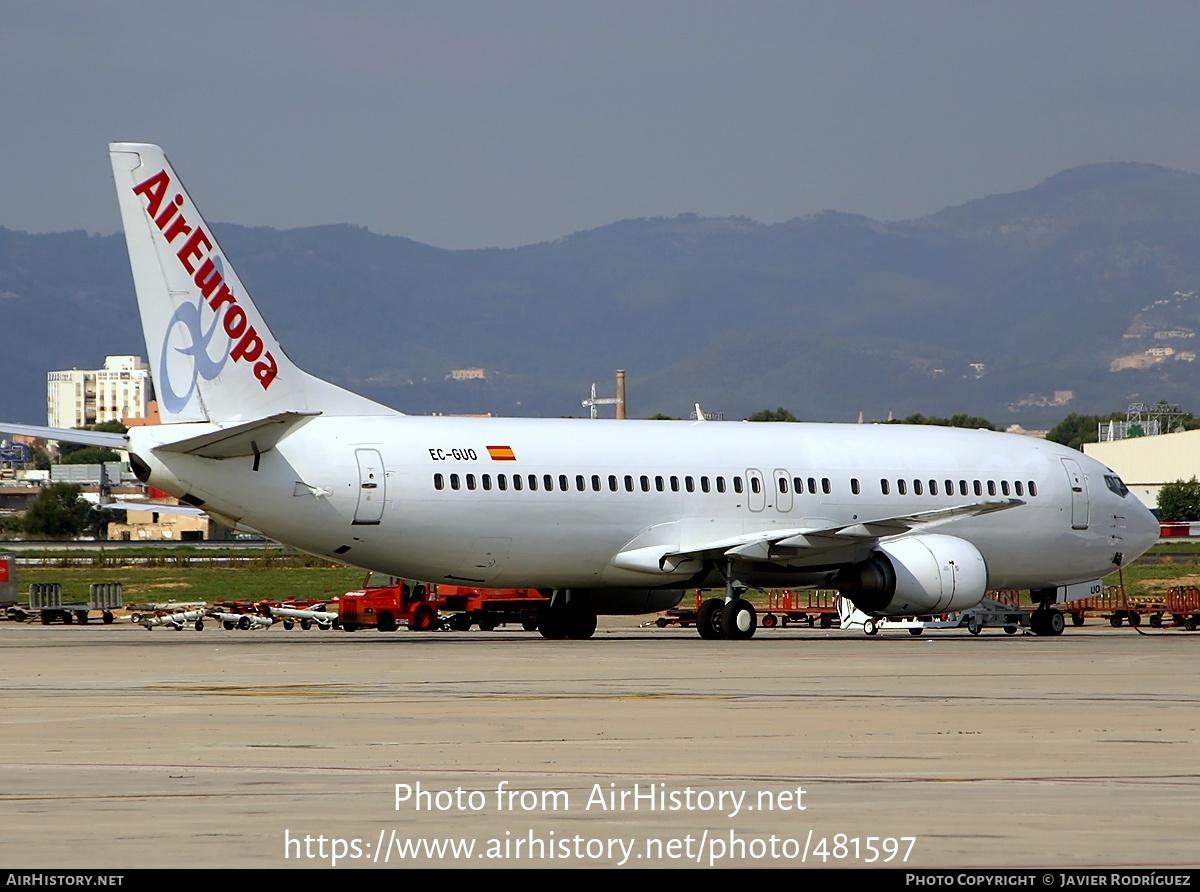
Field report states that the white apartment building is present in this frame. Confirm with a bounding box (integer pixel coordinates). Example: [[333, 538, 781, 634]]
[[47, 355, 151, 428]]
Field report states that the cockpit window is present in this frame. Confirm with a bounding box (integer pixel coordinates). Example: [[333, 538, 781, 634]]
[[1104, 475, 1129, 498]]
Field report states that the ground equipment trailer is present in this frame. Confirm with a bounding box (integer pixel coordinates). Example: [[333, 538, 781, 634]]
[[11, 582, 123, 625], [1057, 587, 1171, 628], [840, 592, 1031, 636], [759, 590, 841, 629], [1166, 586, 1200, 631]]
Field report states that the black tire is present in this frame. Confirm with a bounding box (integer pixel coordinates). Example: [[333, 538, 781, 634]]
[[909, 627, 924, 636], [967, 617, 981, 636], [696, 598, 724, 640], [194, 620, 204, 631], [300, 618, 312, 631], [655, 617, 668, 628], [40, 612, 51, 625], [76, 611, 89, 625], [1004, 625, 1017, 635], [62, 611, 73, 625], [1110, 614, 1123, 627], [478, 616, 498, 632], [448, 614, 471, 632], [863, 617, 879, 637], [283, 619, 295, 630], [819, 614, 833, 629], [565, 610, 597, 640], [102, 611, 114, 625], [1128, 612, 1142, 627], [1047, 610, 1065, 636], [377, 611, 397, 632], [761, 613, 778, 629], [522, 617, 539, 632], [223, 620, 235, 631], [1071, 612, 1085, 627], [341, 623, 359, 632], [1149, 613, 1163, 628], [237, 615, 251, 630], [721, 599, 756, 640], [537, 606, 567, 639]]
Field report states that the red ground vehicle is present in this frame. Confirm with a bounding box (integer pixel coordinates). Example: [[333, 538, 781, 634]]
[[337, 573, 549, 632]]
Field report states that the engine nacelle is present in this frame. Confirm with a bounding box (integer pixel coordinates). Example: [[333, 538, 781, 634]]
[[833, 534, 988, 616], [592, 589, 686, 615]]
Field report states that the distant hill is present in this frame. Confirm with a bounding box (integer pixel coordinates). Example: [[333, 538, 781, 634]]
[[3, 161, 1200, 427]]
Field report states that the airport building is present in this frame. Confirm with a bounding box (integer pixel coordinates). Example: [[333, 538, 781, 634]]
[[47, 355, 151, 429]]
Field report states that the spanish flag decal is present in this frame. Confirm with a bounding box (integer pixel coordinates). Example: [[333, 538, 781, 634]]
[[487, 445, 516, 461]]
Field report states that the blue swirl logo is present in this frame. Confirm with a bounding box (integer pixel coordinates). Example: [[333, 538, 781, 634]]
[[158, 295, 231, 415]]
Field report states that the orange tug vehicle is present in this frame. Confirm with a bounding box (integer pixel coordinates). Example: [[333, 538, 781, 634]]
[[337, 572, 550, 633]]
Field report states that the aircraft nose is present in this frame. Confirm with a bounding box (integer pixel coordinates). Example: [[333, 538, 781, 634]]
[[1126, 499, 1161, 562]]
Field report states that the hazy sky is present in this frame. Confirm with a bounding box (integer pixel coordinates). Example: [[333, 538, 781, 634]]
[[3, 1, 1199, 249]]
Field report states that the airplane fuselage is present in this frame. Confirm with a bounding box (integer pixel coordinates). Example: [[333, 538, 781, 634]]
[[130, 416, 1156, 605]]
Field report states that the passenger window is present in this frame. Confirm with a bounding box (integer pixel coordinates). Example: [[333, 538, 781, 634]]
[[881, 478, 890, 495], [482, 474, 492, 491], [717, 477, 727, 493], [543, 474, 553, 491], [987, 480, 996, 496], [591, 474, 601, 491], [576, 475, 585, 492], [608, 475, 618, 492], [959, 480, 968, 496], [686, 476, 695, 493], [498, 474, 508, 491], [640, 475, 650, 492], [512, 475, 522, 491], [528, 475, 538, 491], [1028, 481, 1038, 497], [701, 476, 711, 493], [670, 475, 680, 492], [913, 479, 922, 495], [807, 477, 817, 494], [898, 479, 907, 495], [945, 480, 954, 496], [822, 478, 831, 495], [466, 474, 476, 490], [559, 474, 569, 491], [750, 477, 760, 494], [929, 479, 938, 496], [778, 477, 789, 494], [850, 478, 860, 495], [1015, 481, 1024, 497], [624, 475, 634, 492], [434, 473, 444, 490], [450, 474, 460, 490], [973, 480, 982, 496], [655, 475, 664, 492]]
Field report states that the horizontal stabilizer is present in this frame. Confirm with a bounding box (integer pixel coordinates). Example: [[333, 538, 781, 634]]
[[0, 422, 129, 449], [152, 412, 319, 459]]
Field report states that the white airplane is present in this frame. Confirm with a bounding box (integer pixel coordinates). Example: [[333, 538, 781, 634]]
[[1, 143, 1159, 640]]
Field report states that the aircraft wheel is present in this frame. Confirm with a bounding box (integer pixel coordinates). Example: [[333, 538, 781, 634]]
[[522, 617, 539, 632], [721, 599, 756, 640], [696, 598, 724, 640], [761, 612, 778, 629], [1047, 610, 1065, 636], [565, 610, 597, 640], [909, 627, 924, 636], [966, 617, 981, 636], [409, 603, 438, 632], [863, 617, 880, 637], [537, 606, 567, 639]]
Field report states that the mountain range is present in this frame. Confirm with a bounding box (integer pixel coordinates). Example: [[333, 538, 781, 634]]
[[3, 161, 1200, 428]]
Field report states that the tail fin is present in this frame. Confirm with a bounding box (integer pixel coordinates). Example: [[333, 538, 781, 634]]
[[109, 143, 393, 424]]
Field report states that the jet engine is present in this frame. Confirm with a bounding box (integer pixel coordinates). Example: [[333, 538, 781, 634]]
[[833, 533, 987, 616]]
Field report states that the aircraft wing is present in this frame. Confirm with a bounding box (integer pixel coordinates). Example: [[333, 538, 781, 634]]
[[0, 422, 129, 449], [613, 499, 1024, 573]]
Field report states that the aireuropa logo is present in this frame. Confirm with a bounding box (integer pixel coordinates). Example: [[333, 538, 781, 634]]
[[132, 168, 279, 413]]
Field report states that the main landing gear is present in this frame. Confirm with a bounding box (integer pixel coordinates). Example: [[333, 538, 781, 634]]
[[697, 560, 758, 640], [1029, 589, 1065, 637], [537, 590, 597, 640]]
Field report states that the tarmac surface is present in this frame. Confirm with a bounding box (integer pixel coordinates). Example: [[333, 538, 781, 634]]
[[1, 616, 1197, 870]]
